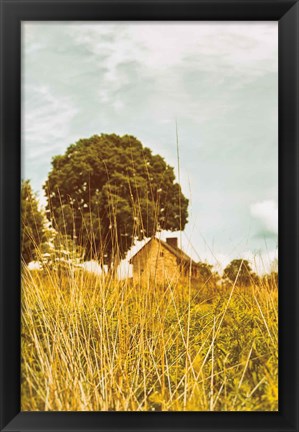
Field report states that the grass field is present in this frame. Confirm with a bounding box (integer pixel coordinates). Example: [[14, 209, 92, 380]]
[[21, 264, 278, 411]]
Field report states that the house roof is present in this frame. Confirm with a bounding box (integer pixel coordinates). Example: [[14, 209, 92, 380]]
[[129, 237, 199, 266]]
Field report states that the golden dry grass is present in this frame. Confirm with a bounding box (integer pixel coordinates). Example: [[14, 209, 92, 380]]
[[21, 264, 278, 411]]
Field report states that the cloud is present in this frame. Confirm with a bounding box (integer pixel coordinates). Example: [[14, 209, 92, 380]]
[[23, 22, 278, 260], [24, 85, 77, 147], [23, 84, 78, 169], [64, 22, 277, 124], [250, 200, 278, 235], [67, 22, 277, 75], [241, 249, 278, 275]]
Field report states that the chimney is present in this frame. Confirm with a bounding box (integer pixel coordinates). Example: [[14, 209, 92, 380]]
[[166, 237, 178, 249]]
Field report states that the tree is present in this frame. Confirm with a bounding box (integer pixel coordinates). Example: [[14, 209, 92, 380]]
[[40, 232, 84, 272], [261, 271, 278, 290], [223, 259, 258, 287], [197, 262, 214, 281], [44, 134, 189, 269], [21, 180, 48, 264]]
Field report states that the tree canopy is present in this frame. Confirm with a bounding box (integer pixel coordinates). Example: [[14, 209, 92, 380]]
[[223, 259, 258, 286], [44, 134, 189, 268], [21, 180, 48, 264]]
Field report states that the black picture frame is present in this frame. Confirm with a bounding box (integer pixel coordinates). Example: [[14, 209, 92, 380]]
[[0, 1, 298, 431]]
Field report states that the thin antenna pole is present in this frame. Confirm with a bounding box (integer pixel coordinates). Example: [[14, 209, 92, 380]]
[[175, 120, 182, 249]]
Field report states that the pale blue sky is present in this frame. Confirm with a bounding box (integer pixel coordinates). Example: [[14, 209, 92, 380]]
[[22, 22, 278, 272]]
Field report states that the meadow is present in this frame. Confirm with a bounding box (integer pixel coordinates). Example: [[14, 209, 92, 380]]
[[21, 263, 278, 411]]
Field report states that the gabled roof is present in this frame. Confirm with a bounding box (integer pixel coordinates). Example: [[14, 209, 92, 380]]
[[129, 237, 199, 266]]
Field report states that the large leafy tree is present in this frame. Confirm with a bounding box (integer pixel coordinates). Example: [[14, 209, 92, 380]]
[[21, 180, 48, 264], [223, 259, 258, 287], [44, 134, 189, 268]]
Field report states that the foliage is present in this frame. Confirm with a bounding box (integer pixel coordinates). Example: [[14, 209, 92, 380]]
[[190, 262, 220, 292], [223, 259, 258, 287], [197, 262, 213, 280], [40, 232, 84, 271], [44, 134, 189, 268], [198, 262, 220, 284], [261, 272, 278, 290], [21, 180, 48, 264]]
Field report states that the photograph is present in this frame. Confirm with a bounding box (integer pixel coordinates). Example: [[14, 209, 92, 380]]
[[21, 21, 278, 412]]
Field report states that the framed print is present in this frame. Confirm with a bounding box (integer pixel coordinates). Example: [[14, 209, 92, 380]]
[[0, 0, 298, 431]]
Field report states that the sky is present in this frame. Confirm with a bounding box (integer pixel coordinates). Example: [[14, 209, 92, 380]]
[[22, 22, 278, 274]]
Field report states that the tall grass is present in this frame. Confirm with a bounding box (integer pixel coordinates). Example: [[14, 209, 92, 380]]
[[21, 262, 278, 411], [21, 143, 278, 411]]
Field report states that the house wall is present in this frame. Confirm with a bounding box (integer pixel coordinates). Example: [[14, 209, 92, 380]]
[[131, 239, 181, 286]]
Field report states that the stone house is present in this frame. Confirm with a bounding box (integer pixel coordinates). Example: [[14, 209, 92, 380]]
[[129, 237, 200, 285]]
